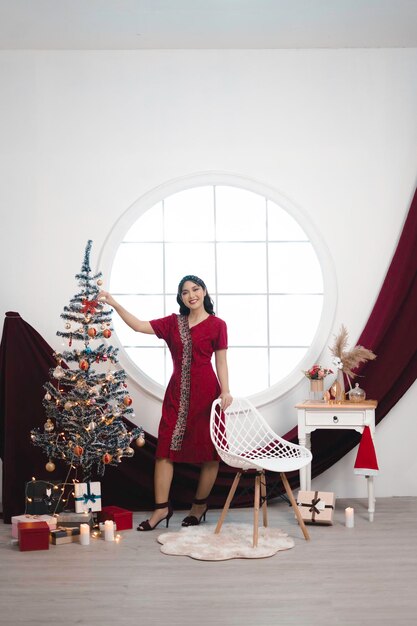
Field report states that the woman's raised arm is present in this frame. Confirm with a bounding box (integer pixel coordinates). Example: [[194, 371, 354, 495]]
[[98, 291, 155, 334]]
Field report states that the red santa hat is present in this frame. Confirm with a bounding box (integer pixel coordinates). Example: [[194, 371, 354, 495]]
[[354, 425, 379, 476]]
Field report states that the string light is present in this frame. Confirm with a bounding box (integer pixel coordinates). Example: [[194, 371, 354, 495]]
[[30, 240, 144, 481]]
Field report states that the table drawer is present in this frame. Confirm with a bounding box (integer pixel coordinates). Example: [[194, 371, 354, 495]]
[[305, 411, 365, 426]]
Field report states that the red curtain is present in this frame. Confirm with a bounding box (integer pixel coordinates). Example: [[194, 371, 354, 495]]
[[283, 187, 417, 478], [1, 188, 417, 522], [0, 312, 258, 523]]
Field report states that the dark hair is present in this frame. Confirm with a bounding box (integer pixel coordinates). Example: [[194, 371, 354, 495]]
[[176, 275, 215, 316]]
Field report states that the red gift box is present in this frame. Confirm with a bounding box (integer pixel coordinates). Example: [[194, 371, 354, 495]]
[[18, 521, 50, 551], [97, 506, 133, 531]]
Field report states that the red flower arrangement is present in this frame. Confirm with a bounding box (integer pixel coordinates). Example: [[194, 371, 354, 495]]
[[303, 364, 333, 380]]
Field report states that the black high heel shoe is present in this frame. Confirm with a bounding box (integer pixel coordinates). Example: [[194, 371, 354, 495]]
[[181, 498, 208, 527], [137, 502, 173, 531]]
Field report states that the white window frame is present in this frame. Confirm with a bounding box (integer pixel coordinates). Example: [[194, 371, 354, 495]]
[[97, 172, 337, 407]]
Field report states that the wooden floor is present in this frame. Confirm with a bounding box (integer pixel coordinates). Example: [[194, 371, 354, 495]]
[[1, 497, 416, 626]]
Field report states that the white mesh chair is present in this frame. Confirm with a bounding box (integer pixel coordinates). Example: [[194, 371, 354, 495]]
[[210, 397, 312, 546]]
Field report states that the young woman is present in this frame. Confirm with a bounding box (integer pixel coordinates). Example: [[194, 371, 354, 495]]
[[98, 275, 232, 530]]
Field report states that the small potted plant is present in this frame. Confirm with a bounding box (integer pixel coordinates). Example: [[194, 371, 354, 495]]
[[303, 365, 333, 401]]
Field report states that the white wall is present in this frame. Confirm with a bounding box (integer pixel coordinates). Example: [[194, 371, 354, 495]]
[[1, 49, 417, 498]]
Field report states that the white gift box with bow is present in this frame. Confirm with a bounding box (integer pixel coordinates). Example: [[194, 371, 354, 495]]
[[74, 482, 102, 513]]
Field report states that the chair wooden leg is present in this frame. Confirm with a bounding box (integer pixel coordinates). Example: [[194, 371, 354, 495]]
[[280, 472, 310, 541], [260, 470, 268, 528], [253, 473, 261, 548], [214, 471, 242, 535]]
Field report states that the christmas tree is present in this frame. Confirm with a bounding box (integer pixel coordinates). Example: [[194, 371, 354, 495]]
[[31, 240, 144, 481]]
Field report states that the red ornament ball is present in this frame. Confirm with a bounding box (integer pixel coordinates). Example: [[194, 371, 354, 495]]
[[103, 329, 112, 339], [102, 452, 112, 464], [73, 445, 84, 457], [87, 327, 97, 338], [123, 396, 133, 407], [79, 359, 89, 371]]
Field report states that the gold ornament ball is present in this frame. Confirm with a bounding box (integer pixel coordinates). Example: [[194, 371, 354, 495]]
[[44, 392, 52, 401], [123, 396, 133, 407], [44, 419, 54, 433], [53, 365, 65, 379], [136, 436, 145, 448], [46, 461, 55, 472], [97, 279, 103, 286], [64, 401, 73, 411], [65, 322, 71, 330], [87, 327, 97, 338]]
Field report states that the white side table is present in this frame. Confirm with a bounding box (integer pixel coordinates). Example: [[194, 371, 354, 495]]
[[296, 400, 378, 522]]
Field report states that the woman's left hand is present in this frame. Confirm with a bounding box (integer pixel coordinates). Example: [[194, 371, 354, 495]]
[[220, 392, 233, 411]]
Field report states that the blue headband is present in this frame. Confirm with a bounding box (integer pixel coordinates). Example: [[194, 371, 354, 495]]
[[178, 275, 206, 294]]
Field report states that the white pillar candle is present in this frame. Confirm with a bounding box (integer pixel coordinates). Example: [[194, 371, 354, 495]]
[[345, 507, 355, 528], [104, 519, 115, 542], [79, 523, 90, 545]]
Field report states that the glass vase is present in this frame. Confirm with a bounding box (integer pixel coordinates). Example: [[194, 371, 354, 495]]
[[348, 383, 366, 402], [309, 378, 324, 401], [334, 369, 345, 402]]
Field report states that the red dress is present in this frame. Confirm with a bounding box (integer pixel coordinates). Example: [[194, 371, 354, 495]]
[[150, 313, 228, 463]]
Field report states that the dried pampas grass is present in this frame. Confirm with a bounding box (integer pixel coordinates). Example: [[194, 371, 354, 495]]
[[330, 324, 376, 379]]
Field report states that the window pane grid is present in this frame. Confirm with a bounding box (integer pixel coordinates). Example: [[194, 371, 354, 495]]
[[213, 186, 219, 315], [112, 185, 324, 396], [162, 199, 168, 383], [119, 239, 311, 244], [111, 291, 324, 297], [265, 196, 271, 388]]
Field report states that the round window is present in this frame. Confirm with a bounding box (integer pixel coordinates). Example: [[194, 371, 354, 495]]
[[99, 174, 336, 403]]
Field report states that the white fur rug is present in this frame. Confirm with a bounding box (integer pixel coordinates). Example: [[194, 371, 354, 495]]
[[157, 523, 295, 561]]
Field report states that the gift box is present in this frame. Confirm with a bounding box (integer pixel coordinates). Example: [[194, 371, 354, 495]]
[[97, 506, 133, 531], [297, 490, 336, 525], [25, 480, 65, 515], [18, 521, 50, 551], [74, 482, 101, 513], [57, 511, 94, 528], [12, 514, 57, 539], [50, 526, 80, 545]]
